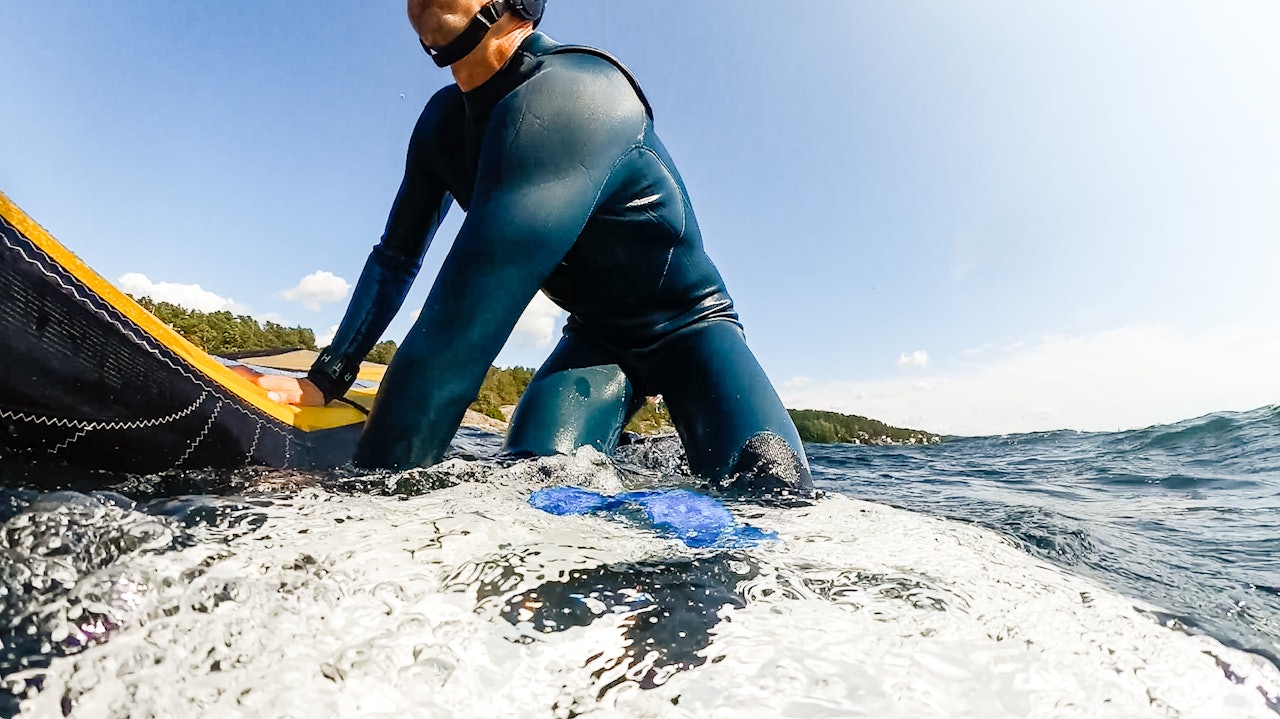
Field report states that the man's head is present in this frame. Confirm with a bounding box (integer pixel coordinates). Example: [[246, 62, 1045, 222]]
[[408, 0, 489, 49], [408, 0, 542, 80]]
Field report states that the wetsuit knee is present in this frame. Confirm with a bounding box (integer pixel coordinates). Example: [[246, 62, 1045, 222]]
[[504, 361, 637, 458], [713, 431, 815, 499]]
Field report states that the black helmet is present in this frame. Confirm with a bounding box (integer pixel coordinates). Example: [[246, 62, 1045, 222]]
[[422, 0, 546, 68]]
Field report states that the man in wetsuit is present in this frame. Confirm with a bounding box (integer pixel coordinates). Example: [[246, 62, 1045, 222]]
[[254, 0, 812, 495]]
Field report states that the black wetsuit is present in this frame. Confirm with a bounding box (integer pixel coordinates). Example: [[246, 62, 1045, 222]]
[[309, 33, 811, 493]]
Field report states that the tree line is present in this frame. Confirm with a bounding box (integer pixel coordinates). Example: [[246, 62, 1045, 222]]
[[787, 409, 939, 445], [131, 298, 604, 427], [134, 297, 318, 354], [135, 297, 936, 443]]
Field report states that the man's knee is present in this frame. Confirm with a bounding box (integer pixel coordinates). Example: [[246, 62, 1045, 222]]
[[713, 431, 815, 499], [503, 364, 635, 457]]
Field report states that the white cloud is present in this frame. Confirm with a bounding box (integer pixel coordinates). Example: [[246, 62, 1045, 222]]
[[316, 324, 339, 347], [118, 272, 247, 314], [780, 324, 1280, 437], [279, 271, 351, 311], [507, 291, 565, 350], [897, 350, 930, 368]]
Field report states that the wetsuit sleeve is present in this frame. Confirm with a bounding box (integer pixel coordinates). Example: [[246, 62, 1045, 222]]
[[354, 61, 648, 469], [307, 108, 454, 403]]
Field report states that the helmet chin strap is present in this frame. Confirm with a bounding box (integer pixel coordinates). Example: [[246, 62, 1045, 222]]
[[421, 0, 514, 68]]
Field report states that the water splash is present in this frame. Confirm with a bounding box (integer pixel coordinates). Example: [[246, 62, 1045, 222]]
[[3, 416, 1280, 716]]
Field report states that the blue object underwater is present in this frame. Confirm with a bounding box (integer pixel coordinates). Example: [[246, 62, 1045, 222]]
[[528, 486, 777, 548]]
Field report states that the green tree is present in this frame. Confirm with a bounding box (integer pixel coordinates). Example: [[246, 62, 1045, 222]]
[[470, 366, 536, 420], [787, 409, 940, 445], [364, 340, 398, 364], [132, 293, 940, 445], [133, 296, 317, 354], [624, 399, 673, 435]]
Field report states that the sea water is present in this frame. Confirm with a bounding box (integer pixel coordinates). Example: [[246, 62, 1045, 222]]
[[2, 406, 1279, 717]]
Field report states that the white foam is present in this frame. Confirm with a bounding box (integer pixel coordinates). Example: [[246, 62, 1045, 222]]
[[21, 454, 1280, 718]]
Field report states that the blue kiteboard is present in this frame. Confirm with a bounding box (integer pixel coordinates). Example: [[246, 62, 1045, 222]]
[[528, 486, 776, 548]]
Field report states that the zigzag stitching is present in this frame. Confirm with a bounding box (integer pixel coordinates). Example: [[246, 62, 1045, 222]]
[[0, 224, 297, 466], [177, 401, 222, 466], [49, 426, 91, 454], [247, 420, 263, 462], [0, 392, 207, 432]]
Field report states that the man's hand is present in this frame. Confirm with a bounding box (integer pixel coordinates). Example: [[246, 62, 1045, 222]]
[[229, 365, 327, 407]]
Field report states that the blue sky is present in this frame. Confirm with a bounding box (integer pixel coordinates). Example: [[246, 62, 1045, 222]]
[[2, 2, 1278, 435]]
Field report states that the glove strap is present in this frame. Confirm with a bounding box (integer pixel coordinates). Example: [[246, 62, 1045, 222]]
[[420, 0, 511, 68]]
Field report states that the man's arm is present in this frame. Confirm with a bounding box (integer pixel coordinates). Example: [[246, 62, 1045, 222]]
[[353, 58, 648, 469], [302, 102, 456, 404]]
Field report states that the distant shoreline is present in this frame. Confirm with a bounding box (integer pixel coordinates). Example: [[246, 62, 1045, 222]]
[[459, 404, 941, 448], [129, 302, 938, 448]]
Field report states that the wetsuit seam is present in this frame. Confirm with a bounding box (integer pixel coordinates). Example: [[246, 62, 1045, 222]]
[[629, 145, 685, 289], [640, 146, 687, 242], [581, 142, 646, 239], [506, 109, 529, 153], [570, 140, 733, 353]]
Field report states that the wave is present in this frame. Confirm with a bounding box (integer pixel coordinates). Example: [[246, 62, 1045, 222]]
[[6, 463, 1279, 717], [969, 404, 1280, 459], [1, 431, 1278, 716], [4, 412, 1280, 716], [810, 404, 1280, 676]]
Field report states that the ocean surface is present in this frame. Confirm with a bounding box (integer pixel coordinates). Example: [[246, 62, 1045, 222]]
[[2, 405, 1279, 717]]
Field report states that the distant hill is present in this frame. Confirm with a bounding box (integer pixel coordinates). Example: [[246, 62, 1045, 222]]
[[787, 409, 940, 446]]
